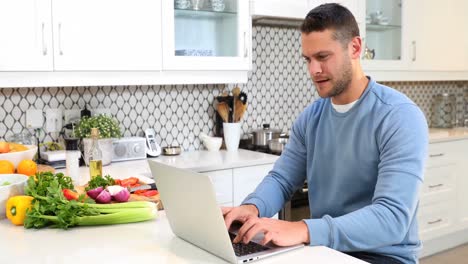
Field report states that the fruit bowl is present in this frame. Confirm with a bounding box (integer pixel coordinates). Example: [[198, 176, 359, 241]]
[[0, 145, 38, 168], [0, 174, 29, 219]]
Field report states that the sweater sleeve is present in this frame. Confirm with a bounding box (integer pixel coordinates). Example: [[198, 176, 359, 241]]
[[242, 107, 311, 217], [305, 104, 428, 251]]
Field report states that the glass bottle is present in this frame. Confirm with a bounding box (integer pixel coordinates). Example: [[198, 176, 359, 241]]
[[86, 128, 102, 179]]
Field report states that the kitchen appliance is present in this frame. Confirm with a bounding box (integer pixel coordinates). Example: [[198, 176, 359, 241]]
[[112, 137, 147, 162], [145, 128, 161, 157]]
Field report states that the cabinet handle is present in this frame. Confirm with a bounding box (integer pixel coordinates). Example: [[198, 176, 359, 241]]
[[58, 23, 63, 55], [429, 153, 444, 158], [412, 41, 416, 62], [428, 219, 442, 225], [428, 183, 443, 189], [41, 22, 47, 56], [243, 31, 248, 58]]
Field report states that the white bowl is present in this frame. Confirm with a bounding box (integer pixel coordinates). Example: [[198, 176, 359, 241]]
[[0, 174, 29, 219], [0, 145, 37, 168], [202, 136, 223, 151]]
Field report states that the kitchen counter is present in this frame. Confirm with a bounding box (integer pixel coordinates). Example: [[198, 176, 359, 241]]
[[0, 211, 366, 264], [429, 128, 468, 143]]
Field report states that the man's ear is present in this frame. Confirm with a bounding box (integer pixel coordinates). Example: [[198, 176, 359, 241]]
[[349, 36, 362, 59]]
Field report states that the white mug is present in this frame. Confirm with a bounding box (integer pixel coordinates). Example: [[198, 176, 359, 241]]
[[211, 0, 225, 12]]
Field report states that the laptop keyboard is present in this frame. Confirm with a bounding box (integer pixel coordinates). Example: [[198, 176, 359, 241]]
[[229, 232, 270, 257]]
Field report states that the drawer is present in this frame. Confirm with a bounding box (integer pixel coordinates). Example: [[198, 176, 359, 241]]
[[427, 142, 458, 168], [202, 169, 233, 205], [418, 202, 455, 239], [420, 164, 456, 205]]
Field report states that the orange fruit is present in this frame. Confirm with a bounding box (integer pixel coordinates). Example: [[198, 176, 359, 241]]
[[16, 159, 37, 176], [0, 160, 15, 174]]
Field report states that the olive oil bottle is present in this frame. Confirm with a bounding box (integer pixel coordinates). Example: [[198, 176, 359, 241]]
[[86, 128, 103, 179]]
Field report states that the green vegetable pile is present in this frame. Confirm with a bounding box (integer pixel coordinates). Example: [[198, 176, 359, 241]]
[[24, 172, 157, 229], [85, 175, 115, 191]]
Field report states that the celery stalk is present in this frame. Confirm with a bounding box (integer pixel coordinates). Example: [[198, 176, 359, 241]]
[[77, 207, 158, 226]]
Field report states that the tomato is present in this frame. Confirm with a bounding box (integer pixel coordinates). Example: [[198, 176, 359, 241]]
[[142, 190, 159, 197], [120, 177, 139, 187]]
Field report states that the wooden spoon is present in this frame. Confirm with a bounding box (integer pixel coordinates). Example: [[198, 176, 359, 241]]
[[217, 102, 230, 123]]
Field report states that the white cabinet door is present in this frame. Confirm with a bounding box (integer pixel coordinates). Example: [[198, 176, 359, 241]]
[[252, 0, 309, 19], [233, 164, 273, 206], [0, 0, 53, 71], [52, 0, 161, 71], [162, 0, 251, 70], [203, 169, 233, 206], [408, 0, 468, 72]]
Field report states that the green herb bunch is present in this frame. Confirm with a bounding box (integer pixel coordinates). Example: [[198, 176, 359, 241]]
[[85, 175, 115, 191], [74, 114, 121, 139]]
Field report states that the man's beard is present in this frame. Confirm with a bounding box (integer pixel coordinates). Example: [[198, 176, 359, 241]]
[[319, 58, 353, 98]]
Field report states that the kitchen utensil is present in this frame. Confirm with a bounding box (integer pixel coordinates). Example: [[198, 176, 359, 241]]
[[162, 146, 182, 156], [128, 183, 157, 193], [268, 136, 289, 154], [211, 0, 225, 12], [175, 0, 191, 9], [190, 0, 205, 10], [250, 124, 284, 147], [217, 101, 230, 123], [200, 133, 222, 151]]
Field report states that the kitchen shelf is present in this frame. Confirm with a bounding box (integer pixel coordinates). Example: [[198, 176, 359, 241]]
[[175, 8, 237, 19], [366, 23, 402, 32]]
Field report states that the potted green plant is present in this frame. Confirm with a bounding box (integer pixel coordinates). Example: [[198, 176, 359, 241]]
[[74, 114, 122, 166]]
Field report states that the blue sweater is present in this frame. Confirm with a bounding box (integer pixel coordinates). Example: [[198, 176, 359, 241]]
[[243, 78, 428, 263]]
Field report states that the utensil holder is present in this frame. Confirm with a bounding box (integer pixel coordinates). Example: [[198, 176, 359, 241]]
[[223, 122, 241, 152]]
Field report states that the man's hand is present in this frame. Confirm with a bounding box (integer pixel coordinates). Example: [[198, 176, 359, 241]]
[[234, 218, 310, 247], [222, 204, 259, 230]]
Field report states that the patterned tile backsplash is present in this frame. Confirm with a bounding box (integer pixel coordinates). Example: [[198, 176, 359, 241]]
[[0, 26, 467, 151]]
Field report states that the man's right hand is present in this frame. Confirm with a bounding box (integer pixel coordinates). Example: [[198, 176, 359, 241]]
[[222, 204, 259, 230]]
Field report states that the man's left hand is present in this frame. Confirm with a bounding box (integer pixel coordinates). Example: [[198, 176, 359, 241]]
[[233, 217, 310, 246]]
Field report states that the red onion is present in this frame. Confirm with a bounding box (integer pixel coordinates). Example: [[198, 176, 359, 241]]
[[95, 189, 112, 204], [86, 186, 104, 199], [112, 188, 130, 202]]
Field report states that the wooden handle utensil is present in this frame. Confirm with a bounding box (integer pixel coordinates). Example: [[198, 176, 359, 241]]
[[217, 101, 230, 123]]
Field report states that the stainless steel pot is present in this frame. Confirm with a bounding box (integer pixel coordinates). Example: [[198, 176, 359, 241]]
[[250, 124, 284, 147], [268, 137, 289, 154]]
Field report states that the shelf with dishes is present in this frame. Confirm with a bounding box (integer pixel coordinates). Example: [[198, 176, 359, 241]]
[[175, 8, 237, 19], [366, 23, 402, 32]]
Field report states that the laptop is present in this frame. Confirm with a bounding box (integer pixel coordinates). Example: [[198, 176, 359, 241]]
[[148, 160, 304, 263]]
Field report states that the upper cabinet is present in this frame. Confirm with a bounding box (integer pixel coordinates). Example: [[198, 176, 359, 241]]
[[251, 0, 309, 19], [162, 0, 251, 70], [407, 0, 468, 72], [361, 0, 409, 71], [0, 0, 251, 87], [52, 0, 162, 71], [0, 0, 53, 71]]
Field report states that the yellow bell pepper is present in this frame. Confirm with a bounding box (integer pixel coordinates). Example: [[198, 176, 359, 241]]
[[6, 195, 34, 226]]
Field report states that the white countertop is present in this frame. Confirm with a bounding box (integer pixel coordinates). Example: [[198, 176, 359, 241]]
[[59, 149, 279, 186], [429, 128, 468, 143], [0, 211, 366, 264]]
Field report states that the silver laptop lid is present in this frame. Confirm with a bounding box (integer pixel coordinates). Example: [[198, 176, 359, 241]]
[[148, 160, 238, 264]]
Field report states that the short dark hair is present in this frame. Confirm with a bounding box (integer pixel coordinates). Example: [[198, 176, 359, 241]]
[[300, 3, 359, 47]]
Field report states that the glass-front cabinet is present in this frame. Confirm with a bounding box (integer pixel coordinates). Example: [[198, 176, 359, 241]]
[[361, 0, 410, 70], [162, 0, 251, 70]]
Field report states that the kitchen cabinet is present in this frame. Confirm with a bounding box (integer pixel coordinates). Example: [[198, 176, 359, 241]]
[[250, 0, 309, 19], [161, 0, 251, 71], [0, 0, 53, 71], [419, 138, 468, 257], [52, 0, 161, 71], [200, 163, 274, 207], [406, 0, 468, 72], [0, 0, 251, 87]]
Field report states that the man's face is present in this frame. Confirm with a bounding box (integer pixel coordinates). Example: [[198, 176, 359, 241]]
[[301, 30, 353, 100]]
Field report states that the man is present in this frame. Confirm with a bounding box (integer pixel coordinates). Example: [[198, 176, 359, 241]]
[[222, 3, 428, 264]]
